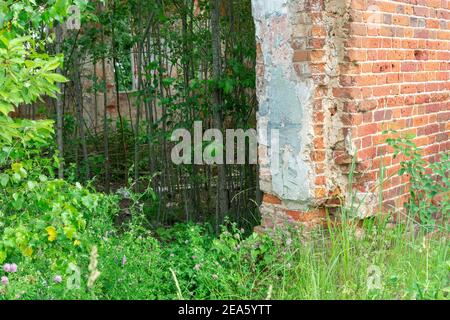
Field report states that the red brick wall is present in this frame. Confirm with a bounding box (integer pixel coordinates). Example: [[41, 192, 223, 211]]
[[256, 0, 449, 229], [341, 0, 449, 211]]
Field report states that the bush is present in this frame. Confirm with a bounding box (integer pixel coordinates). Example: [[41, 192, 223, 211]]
[[385, 132, 449, 229], [0, 162, 118, 287]]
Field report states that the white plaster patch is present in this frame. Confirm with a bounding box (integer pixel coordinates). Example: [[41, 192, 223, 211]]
[[253, 0, 315, 203], [252, 0, 288, 19]]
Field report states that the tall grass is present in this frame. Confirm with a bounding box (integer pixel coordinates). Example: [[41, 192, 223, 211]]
[[2, 212, 447, 300], [260, 221, 448, 300]]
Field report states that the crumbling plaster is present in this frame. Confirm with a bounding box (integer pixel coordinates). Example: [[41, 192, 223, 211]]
[[252, 0, 379, 221], [253, 0, 316, 207]]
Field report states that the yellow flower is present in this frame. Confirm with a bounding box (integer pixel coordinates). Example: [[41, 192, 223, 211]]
[[46, 226, 57, 242], [74, 240, 81, 246]]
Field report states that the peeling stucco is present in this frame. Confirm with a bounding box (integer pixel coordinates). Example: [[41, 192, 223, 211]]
[[253, 0, 315, 204], [250, 0, 449, 229]]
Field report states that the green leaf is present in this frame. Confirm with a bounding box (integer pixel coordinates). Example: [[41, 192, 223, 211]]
[[44, 58, 61, 71], [0, 251, 6, 263], [63, 225, 76, 240], [43, 72, 68, 83], [0, 35, 9, 47], [0, 101, 14, 116], [0, 173, 9, 187]]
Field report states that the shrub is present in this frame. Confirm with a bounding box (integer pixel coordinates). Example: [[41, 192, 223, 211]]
[[0, 162, 118, 275], [385, 132, 449, 229]]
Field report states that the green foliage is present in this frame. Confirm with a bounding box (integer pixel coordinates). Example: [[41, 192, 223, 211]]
[[0, 162, 116, 267], [0, 0, 71, 32], [1, 218, 448, 300], [0, 140, 448, 300], [1, 132, 446, 300], [0, 1, 69, 144], [0, 35, 63, 143], [385, 131, 449, 228], [0, 36, 66, 110]]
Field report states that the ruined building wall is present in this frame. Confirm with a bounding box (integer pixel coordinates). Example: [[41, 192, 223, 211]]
[[253, 0, 449, 228], [80, 58, 150, 131], [343, 0, 449, 216]]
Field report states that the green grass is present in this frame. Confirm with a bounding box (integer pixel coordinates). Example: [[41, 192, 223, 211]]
[[266, 223, 448, 300], [1, 219, 448, 300]]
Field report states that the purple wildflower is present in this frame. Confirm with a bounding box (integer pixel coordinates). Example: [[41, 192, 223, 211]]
[[54, 275, 63, 283], [3, 264, 11, 273], [3, 263, 18, 273], [1, 276, 8, 285], [10, 263, 17, 273]]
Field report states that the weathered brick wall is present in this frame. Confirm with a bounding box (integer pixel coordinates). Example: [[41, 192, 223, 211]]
[[80, 59, 145, 131], [343, 0, 449, 215], [253, 0, 449, 229]]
